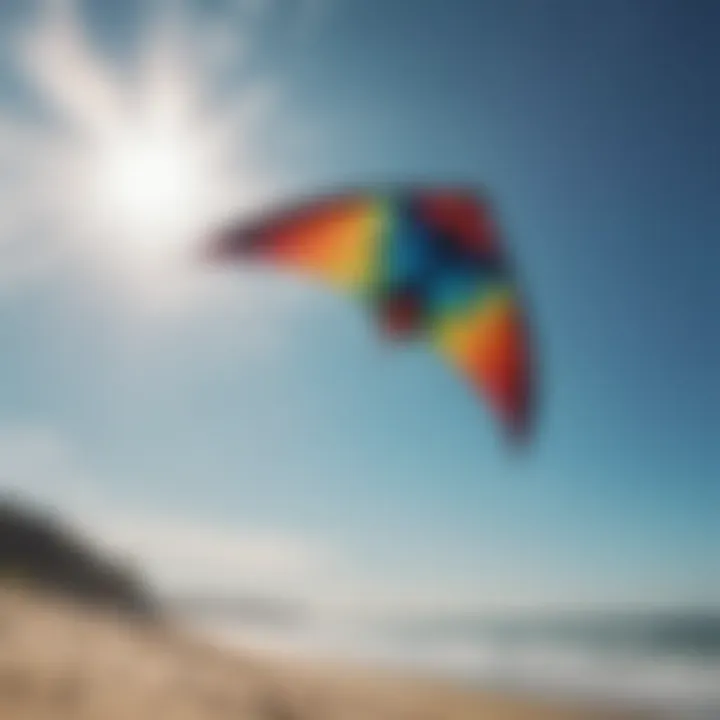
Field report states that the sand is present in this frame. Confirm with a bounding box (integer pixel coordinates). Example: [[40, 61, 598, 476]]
[[0, 587, 652, 720]]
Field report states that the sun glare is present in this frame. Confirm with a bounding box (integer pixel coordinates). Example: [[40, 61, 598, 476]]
[[6, 0, 279, 313], [92, 123, 211, 262], [75, 108, 237, 314], [99, 134, 195, 232]]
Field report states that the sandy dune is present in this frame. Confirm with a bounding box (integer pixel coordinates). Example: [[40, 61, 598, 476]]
[[0, 588, 650, 720]]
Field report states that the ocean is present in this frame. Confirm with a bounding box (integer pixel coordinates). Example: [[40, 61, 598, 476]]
[[176, 603, 720, 719]]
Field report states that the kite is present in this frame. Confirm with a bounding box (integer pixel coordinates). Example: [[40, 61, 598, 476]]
[[204, 187, 535, 440]]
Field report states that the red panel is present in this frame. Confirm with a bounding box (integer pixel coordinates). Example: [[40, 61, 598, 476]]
[[418, 192, 496, 255]]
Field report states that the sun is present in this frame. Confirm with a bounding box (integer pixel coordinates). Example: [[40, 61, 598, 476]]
[[90, 121, 213, 265], [5, 0, 280, 313], [75, 105, 240, 314], [97, 131, 199, 240]]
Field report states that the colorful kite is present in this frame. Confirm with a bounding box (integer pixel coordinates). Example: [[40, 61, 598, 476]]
[[205, 188, 535, 440]]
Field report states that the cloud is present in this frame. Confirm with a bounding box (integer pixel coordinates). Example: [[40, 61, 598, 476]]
[[85, 512, 333, 597], [0, 424, 527, 615], [0, 424, 336, 601]]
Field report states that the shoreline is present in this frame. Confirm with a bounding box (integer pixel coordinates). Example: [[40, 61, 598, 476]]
[[0, 588, 655, 719]]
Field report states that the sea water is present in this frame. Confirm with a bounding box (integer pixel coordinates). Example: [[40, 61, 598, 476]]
[[180, 605, 720, 719]]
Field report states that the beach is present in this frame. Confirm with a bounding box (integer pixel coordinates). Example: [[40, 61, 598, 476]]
[[0, 587, 652, 720]]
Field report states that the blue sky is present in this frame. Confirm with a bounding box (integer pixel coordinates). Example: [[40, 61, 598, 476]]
[[0, 0, 716, 611]]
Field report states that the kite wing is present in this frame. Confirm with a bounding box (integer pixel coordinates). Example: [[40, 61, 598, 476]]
[[429, 285, 533, 440], [208, 193, 390, 296], [206, 188, 535, 440]]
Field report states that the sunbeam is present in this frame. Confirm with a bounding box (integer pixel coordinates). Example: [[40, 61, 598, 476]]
[[2, 0, 284, 312]]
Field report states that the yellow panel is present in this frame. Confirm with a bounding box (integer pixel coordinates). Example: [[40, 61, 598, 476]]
[[276, 199, 387, 292]]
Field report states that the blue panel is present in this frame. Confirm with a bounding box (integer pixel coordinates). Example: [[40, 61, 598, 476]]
[[383, 205, 433, 287]]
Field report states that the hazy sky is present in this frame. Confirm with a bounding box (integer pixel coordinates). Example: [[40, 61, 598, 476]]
[[0, 0, 716, 612]]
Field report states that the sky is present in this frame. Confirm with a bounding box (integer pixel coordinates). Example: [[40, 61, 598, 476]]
[[0, 0, 717, 613]]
